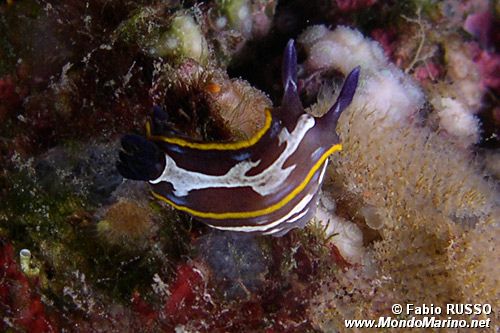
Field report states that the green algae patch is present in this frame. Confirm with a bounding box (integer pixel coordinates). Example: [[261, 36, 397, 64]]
[[0, 152, 189, 306]]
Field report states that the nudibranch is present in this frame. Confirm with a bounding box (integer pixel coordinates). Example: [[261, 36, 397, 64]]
[[117, 40, 359, 236]]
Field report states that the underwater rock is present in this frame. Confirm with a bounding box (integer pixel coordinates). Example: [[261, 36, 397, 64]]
[[110, 177, 151, 202], [196, 231, 268, 299], [35, 141, 122, 205]]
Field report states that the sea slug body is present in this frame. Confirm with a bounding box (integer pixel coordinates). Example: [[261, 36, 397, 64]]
[[117, 40, 359, 236]]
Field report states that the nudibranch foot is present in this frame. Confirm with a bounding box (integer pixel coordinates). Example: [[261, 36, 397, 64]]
[[117, 39, 359, 237]]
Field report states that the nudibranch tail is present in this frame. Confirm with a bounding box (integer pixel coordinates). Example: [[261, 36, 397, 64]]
[[117, 39, 360, 237]]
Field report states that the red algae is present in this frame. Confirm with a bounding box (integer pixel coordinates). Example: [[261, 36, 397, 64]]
[[131, 291, 158, 329], [0, 241, 57, 332], [413, 61, 444, 84], [163, 263, 204, 323], [0, 75, 21, 122], [329, 243, 352, 271], [370, 28, 398, 60], [335, 0, 376, 12], [474, 48, 500, 93]]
